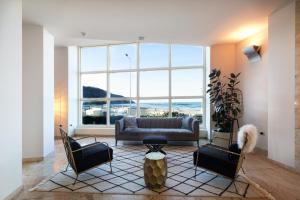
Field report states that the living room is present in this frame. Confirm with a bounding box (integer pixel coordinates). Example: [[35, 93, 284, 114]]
[[1, 0, 299, 199]]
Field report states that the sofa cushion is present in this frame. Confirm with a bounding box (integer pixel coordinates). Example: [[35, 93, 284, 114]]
[[136, 118, 182, 128], [181, 117, 193, 130], [123, 128, 193, 135], [193, 145, 239, 179], [124, 117, 138, 128]]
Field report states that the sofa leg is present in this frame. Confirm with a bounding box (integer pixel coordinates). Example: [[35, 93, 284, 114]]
[[115, 139, 117, 146]]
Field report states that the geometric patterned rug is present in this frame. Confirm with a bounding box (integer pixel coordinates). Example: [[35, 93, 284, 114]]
[[31, 145, 271, 198]]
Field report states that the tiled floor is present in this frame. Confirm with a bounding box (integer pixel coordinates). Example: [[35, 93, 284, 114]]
[[16, 137, 300, 200]]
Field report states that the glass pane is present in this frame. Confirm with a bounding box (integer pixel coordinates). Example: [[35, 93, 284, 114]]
[[110, 100, 137, 124], [172, 69, 203, 96], [82, 101, 107, 125], [140, 71, 168, 97], [81, 74, 107, 98], [140, 99, 169, 117], [140, 43, 169, 68], [172, 99, 203, 124], [81, 47, 107, 71], [110, 72, 137, 98], [171, 45, 203, 67], [110, 44, 137, 70]]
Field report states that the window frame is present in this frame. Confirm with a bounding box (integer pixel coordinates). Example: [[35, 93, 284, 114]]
[[78, 42, 207, 128]]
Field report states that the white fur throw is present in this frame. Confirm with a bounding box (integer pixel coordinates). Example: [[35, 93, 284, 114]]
[[237, 124, 258, 153]]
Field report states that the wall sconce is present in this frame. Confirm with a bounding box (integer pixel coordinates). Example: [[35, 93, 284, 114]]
[[243, 45, 261, 63]]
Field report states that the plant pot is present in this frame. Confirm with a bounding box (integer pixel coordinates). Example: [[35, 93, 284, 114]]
[[211, 130, 230, 148]]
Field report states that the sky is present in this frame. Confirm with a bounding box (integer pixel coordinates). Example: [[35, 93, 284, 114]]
[[81, 43, 204, 97]]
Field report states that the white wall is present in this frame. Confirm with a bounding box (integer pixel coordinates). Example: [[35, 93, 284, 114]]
[[210, 44, 236, 76], [23, 24, 44, 158], [210, 44, 237, 135], [68, 46, 79, 136], [23, 24, 54, 159], [268, 1, 295, 167], [209, 1, 296, 168], [0, 0, 23, 199], [236, 29, 269, 150], [43, 29, 55, 156], [54, 47, 68, 137]]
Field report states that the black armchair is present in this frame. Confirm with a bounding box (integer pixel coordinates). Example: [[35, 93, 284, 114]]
[[59, 128, 113, 184], [193, 143, 244, 180], [194, 124, 258, 184]]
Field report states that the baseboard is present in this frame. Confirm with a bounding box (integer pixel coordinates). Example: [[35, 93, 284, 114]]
[[75, 134, 114, 137], [75, 127, 115, 136], [254, 147, 268, 155], [4, 185, 23, 200], [267, 157, 300, 175], [253, 148, 300, 175], [22, 157, 43, 163]]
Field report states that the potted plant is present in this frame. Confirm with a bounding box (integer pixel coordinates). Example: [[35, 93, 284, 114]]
[[207, 69, 242, 147]]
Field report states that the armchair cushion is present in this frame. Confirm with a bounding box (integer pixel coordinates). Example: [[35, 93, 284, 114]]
[[68, 136, 81, 151], [193, 145, 239, 179], [73, 142, 113, 173]]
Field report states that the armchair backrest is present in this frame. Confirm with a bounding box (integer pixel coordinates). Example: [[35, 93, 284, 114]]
[[59, 127, 78, 174]]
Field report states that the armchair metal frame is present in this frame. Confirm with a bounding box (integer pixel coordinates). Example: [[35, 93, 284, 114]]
[[59, 128, 112, 185]]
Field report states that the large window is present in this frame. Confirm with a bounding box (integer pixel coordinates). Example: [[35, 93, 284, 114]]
[[80, 43, 206, 126]]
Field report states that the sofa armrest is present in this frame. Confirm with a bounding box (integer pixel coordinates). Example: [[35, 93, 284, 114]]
[[115, 118, 125, 136], [192, 119, 200, 136]]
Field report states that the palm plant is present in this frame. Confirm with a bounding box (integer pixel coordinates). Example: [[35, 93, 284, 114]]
[[207, 69, 242, 132]]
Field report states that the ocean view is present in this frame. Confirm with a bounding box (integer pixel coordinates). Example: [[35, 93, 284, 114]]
[[82, 86, 203, 125], [82, 101, 203, 125]]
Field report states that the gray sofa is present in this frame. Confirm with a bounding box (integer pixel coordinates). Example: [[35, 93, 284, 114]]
[[115, 117, 200, 146]]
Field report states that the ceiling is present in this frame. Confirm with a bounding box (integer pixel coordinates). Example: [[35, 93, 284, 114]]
[[22, 0, 289, 46]]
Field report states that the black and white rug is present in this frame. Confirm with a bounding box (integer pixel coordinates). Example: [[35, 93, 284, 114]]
[[31, 145, 272, 198]]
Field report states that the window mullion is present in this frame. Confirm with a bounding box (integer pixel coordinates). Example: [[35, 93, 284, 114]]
[[107, 45, 110, 125], [137, 43, 140, 117], [168, 44, 172, 117]]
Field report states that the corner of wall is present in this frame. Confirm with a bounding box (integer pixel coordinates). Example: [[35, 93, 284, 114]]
[[235, 29, 268, 150]]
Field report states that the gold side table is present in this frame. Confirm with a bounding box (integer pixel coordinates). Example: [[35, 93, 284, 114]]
[[144, 152, 167, 188]]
